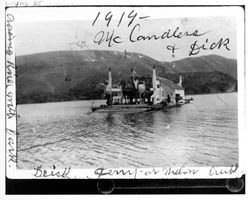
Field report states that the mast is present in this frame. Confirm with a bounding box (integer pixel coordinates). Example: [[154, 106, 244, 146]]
[[108, 68, 112, 105], [108, 68, 112, 90], [152, 65, 157, 104], [178, 75, 182, 87]]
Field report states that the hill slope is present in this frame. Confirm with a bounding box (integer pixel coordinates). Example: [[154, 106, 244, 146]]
[[16, 50, 237, 104], [163, 54, 237, 79]]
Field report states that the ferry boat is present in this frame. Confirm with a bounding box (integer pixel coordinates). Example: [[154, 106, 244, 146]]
[[91, 66, 193, 113]]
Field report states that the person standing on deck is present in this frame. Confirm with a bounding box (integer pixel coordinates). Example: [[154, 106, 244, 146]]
[[167, 95, 171, 104], [175, 96, 180, 105]]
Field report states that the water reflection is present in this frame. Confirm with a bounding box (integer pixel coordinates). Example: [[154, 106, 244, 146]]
[[105, 113, 115, 129], [123, 112, 154, 128], [17, 93, 238, 169]]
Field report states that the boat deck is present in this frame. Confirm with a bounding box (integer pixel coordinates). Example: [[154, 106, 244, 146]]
[[91, 101, 191, 113]]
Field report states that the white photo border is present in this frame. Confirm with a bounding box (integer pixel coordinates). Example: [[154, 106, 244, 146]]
[[5, 2, 246, 180]]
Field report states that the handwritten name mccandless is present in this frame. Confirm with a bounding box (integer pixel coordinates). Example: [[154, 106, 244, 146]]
[[94, 23, 208, 48]]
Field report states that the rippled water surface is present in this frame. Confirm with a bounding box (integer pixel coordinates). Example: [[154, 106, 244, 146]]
[[17, 93, 238, 169]]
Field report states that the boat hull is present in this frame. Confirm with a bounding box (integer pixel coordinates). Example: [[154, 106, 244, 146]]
[[91, 98, 193, 113], [91, 104, 163, 113]]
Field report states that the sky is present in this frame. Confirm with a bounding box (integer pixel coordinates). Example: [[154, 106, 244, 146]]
[[11, 6, 242, 61]]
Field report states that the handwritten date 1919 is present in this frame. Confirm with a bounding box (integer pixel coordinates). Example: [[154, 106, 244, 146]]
[[92, 10, 150, 27]]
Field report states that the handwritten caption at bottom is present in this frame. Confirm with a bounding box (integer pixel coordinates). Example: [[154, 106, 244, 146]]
[[94, 166, 199, 179], [32, 164, 239, 179]]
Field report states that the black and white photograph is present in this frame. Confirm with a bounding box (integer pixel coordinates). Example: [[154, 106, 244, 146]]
[[5, 4, 246, 181]]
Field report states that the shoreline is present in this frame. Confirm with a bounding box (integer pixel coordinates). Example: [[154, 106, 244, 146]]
[[17, 92, 237, 106], [186, 91, 237, 96]]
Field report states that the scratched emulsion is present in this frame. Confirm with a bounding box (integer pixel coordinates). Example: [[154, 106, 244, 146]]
[[17, 93, 238, 169]]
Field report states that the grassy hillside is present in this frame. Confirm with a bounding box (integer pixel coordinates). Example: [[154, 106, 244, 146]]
[[161, 71, 237, 94], [163, 54, 237, 79], [16, 50, 237, 104]]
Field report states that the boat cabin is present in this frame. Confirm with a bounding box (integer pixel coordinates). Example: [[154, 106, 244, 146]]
[[157, 76, 185, 105], [105, 85, 123, 104], [151, 66, 185, 105]]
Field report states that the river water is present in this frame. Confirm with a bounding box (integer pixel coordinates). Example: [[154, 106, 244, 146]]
[[17, 93, 238, 169]]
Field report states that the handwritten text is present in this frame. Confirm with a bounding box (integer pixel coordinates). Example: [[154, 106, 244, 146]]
[[33, 165, 71, 179], [6, 128, 18, 166]]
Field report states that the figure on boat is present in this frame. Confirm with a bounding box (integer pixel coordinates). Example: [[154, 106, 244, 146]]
[[119, 68, 152, 105]]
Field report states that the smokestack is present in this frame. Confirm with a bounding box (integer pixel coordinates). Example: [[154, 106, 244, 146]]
[[108, 68, 112, 93], [152, 65, 157, 90], [178, 75, 182, 87], [152, 65, 157, 104]]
